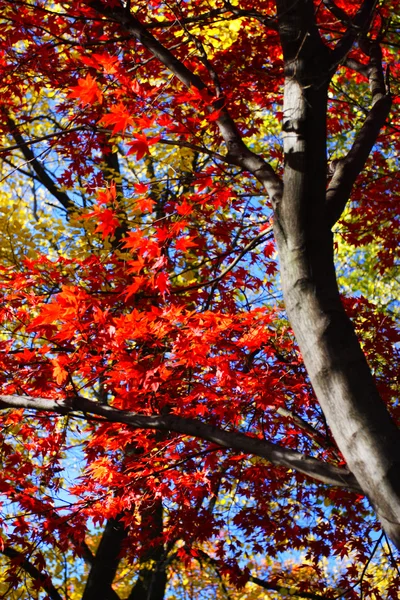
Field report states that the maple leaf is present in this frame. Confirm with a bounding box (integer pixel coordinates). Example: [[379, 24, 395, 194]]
[[157, 113, 174, 129], [123, 229, 144, 251], [28, 302, 62, 328], [93, 207, 120, 238], [101, 103, 134, 134], [51, 358, 69, 385], [176, 199, 193, 216], [97, 182, 117, 205], [92, 52, 119, 74], [68, 74, 102, 106], [136, 197, 156, 212], [188, 85, 213, 104], [124, 276, 147, 299], [207, 109, 222, 122], [154, 272, 169, 295], [126, 133, 160, 160], [134, 182, 148, 194], [175, 236, 197, 252], [81, 205, 120, 238]]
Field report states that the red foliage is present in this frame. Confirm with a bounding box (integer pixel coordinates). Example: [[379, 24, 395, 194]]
[[0, 0, 399, 597]]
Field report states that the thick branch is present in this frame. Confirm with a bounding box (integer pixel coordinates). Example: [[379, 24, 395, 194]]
[[82, 518, 125, 600], [344, 57, 370, 77], [2, 547, 63, 600], [127, 501, 167, 600], [276, 0, 400, 549], [329, 0, 378, 67], [322, 0, 351, 25], [0, 394, 360, 491], [326, 43, 391, 226], [80, 541, 95, 566]]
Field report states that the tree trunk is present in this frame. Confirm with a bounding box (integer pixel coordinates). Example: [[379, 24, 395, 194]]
[[275, 0, 400, 548], [81, 517, 126, 600], [128, 500, 167, 600]]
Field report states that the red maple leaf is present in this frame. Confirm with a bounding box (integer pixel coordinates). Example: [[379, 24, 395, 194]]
[[101, 103, 134, 134], [175, 236, 197, 252], [126, 134, 160, 160], [68, 74, 103, 106]]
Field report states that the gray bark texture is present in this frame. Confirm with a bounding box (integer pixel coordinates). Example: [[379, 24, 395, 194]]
[[274, 0, 400, 548]]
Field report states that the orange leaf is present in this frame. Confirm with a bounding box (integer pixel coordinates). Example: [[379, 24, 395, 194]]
[[176, 199, 193, 216], [68, 74, 102, 106], [175, 236, 198, 252], [51, 358, 69, 385], [101, 103, 134, 134]]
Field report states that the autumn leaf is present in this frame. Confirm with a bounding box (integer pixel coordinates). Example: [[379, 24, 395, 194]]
[[176, 199, 193, 216], [1, 2, 400, 599], [68, 74, 103, 106], [51, 358, 69, 385], [92, 206, 120, 238], [101, 103, 134, 134], [28, 302, 62, 328], [92, 52, 119, 75], [153, 272, 169, 295], [126, 133, 160, 160], [175, 236, 197, 252], [136, 197, 156, 212]]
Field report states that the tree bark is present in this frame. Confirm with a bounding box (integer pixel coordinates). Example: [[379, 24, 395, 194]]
[[275, 0, 400, 548], [127, 500, 167, 600], [0, 394, 361, 491], [81, 517, 126, 600]]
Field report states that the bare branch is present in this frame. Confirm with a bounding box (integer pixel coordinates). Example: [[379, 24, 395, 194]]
[[249, 573, 332, 600], [172, 228, 273, 293], [197, 548, 334, 600], [0, 126, 87, 154], [146, 7, 278, 31], [0, 394, 361, 492], [159, 138, 229, 163], [222, 1, 277, 30]]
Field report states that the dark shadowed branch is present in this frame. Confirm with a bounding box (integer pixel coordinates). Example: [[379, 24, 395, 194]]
[[2, 547, 64, 600], [0, 394, 360, 492], [81, 518, 125, 600], [2, 114, 77, 213]]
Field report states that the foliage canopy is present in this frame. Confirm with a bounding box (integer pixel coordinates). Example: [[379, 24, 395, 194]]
[[0, 0, 399, 598]]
